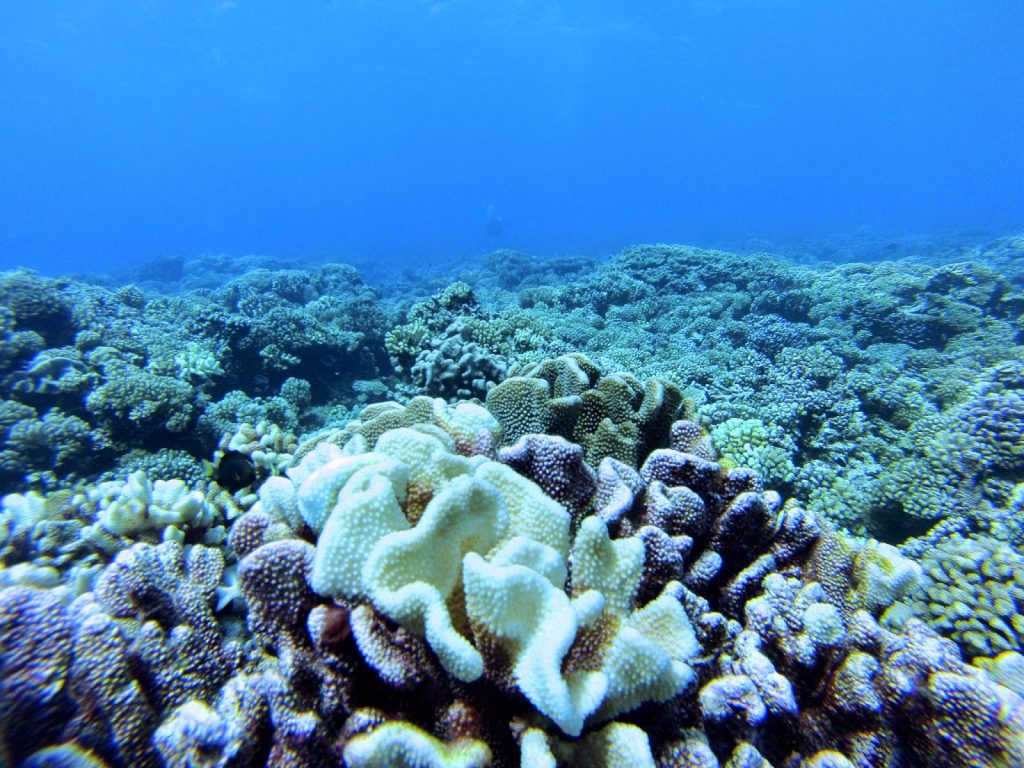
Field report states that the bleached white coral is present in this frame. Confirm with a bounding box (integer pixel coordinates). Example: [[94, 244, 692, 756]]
[[295, 425, 698, 738], [1, 490, 49, 541], [175, 341, 225, 383], [343, 721, 492, 768], [463, 544, 606, 735], [223, 420, 298, 475], [86, 470, 217, 537]]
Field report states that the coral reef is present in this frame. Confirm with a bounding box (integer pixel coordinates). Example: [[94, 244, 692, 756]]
[[2, 239, 1024, 766], [513, 244, 1024, 544], [6, 401, 1020, 766]]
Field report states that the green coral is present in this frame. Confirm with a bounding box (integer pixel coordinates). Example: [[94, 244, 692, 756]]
[[173, 341, 225, 385], [7, 349, 93, 398], [509, 243, 1024, 545], [878, 361, 1024, 532], [906, 533, 1024, 660], [459, 309, 559, 361], [710, 417, 797, 490], [406, 281, 480, 333], [880, 414, 979, 522], [962, 391, 1024, 471], [385, 321, 431, 372], [795, 459, 884, 536], [409, 322, 508, 402]]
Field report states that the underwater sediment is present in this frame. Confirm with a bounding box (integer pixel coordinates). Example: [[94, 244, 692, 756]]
[[1, 240, 1024, 767]]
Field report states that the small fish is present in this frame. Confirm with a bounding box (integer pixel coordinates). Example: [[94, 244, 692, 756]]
[[213, 450, 256, 492]]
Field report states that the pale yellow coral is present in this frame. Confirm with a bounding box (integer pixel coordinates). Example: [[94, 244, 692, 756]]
[[363, 474, 507, 682], [520, 722, 657, 768], [343, 721, 492, 768], [291, 424, 697, 739]]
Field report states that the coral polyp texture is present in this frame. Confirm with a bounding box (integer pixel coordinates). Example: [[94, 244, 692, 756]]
[[2, 238, 1024, 766]]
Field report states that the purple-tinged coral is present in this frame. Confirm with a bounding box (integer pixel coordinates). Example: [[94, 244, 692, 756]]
[[593, 457, 645, 530], [0, 587, 74, 764], [238, 539, 317, 650], [699, 674, 768, 735], [497, 433, 596, 516], [671, 419, 717, 461], [641, 480, 707, 538], [66, 594, 160, 767], [206, 667, 333, 768], [636, 525, 688, 605], [91, 541, 236, 711], [228, 508, 296, 559], [153, 700, 245, 768], [707, 492, 775, 566], [0, 538, 246, 766], [640, 449, 721, 497], [699, 567, 1024, 767], [347, 603, 445, 694], [659, 730, 721, 767]]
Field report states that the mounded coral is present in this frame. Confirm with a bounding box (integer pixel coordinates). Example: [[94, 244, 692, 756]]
[[710, 418, 797, 491], [385, 321, 431, 373], [905, 532, 1024, 661], [486, 353, 685, 468], [80, 469, 222, 543], [410, 322, 508, 402], [340, 396, 502, 458], [292, 424, 699, 737], [85, 356, 198, 438]]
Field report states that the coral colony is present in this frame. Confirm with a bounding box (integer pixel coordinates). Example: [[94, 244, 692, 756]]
[[2, 240, 1024, 766]]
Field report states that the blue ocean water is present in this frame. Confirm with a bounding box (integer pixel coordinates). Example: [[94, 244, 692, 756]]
[[1, 1, 1022, 275]]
